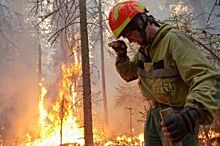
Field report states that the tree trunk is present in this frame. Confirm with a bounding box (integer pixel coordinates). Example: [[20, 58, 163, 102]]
[[79, 0, 94, 145], [98, 0, 109, 127]]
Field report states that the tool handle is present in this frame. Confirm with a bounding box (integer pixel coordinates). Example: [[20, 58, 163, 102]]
[[160, 108, 183, 146]]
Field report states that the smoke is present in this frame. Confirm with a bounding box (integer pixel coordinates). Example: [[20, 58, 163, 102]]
[[0, 0, 40, 144], [0, 65, 39, 144]]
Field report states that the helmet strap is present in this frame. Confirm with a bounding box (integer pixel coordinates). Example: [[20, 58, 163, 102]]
[[137, 14, 160, 46], [135, 13, 149, 46]]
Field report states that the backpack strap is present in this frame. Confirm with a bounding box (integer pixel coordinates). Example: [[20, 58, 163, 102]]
[[137, 67, 179, 78]]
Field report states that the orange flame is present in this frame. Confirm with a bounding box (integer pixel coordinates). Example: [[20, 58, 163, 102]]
[[21, 64, 84, 146], [199, 129, 220, 139], [19, 63, 146, 146]]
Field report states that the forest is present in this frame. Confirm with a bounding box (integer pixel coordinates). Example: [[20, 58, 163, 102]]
[[0, 0, 220, 146]]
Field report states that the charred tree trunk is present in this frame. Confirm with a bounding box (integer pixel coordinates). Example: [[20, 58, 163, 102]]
[[79, 0, 94, 145]]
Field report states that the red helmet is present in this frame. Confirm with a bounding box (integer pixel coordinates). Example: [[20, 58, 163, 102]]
[[108, 1, 146, 38]]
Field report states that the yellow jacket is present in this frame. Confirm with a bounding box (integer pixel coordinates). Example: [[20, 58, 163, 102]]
[[115, 24, 220, 124]]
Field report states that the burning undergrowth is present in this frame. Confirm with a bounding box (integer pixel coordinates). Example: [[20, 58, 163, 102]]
[[20, 63, 84, 146], [0, 62, 144, 146]]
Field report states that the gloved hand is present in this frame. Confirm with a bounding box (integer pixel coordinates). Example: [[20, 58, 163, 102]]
[[108, 40, 127, 57], [160, 107, 200, 142]]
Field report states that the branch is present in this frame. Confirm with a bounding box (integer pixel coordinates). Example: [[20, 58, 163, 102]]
[[207, 0, 217, 23], [193, 37, 220, 62], [48, 16, 80, 45]]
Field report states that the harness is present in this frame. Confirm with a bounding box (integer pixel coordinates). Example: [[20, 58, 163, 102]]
[[137, 68, 179, 78], [136, 25, 184, 108]]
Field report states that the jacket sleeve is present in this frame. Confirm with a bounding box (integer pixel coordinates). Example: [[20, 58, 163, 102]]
[[169, 31, 220, 124], [115, 55, 139, 82]]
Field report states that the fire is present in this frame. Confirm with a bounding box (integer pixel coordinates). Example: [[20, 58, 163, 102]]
[[16, 62, 218, 146], [16, 61, 147, 146], [18, 62, 145, 146], [198, 129, 220, 146], [21, 63, 84, 146], [101, 133, 144, 146], [199, 129, 220, 139]]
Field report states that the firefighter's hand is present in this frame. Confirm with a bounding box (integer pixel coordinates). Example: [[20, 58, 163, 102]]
[[108, 40, 127, 57], [160, 107, 200, 142]]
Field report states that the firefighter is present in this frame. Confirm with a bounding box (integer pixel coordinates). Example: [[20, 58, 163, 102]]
[[108, 1, 220, 146]]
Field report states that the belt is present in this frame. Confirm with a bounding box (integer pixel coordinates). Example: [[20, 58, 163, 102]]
[[153, 102, 183, 110]]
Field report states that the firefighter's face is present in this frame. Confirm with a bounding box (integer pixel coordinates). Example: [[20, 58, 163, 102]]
[[122, 29, 144, 45]]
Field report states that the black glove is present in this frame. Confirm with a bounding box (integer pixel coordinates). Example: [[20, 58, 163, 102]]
[[108, 40, 127, 57], [161, 107, 200, 142]]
